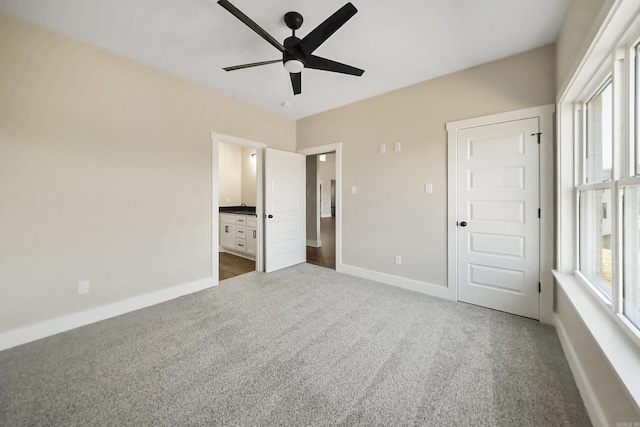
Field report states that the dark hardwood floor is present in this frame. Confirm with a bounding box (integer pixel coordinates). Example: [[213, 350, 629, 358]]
[[219, 252, 255, 280], [220, 216, 335, 279], [307, 216, 336, 270]]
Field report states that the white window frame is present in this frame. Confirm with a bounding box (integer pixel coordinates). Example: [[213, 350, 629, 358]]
[[576, 77, 615, 305], [555, 1, 640, 414], [568, 9, 640, 347]]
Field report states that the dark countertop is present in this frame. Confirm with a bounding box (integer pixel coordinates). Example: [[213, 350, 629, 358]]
[[220, 206, 257, 216]]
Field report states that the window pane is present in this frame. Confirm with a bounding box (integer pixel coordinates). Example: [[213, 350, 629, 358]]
[[623, 186, 640, 330], [585, 81, 613, 183], [636, 44, 640, 175], [579, 188, 613, 299]]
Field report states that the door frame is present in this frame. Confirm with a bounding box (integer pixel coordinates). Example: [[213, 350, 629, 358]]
[[446, 105, 555, 323], [211, 132, 267, 279], [297, 143, 343, 271]]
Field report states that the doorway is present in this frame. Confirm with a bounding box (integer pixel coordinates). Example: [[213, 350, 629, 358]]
[[212, 133, 266, 282], [298, 143, 343, 271], [306, 152, 336, 269]]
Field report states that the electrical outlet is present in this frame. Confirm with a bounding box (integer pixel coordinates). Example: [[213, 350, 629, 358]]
[[394, 142, 401, 152], [351, 185, 357, 195], [77, 280, 90, 295], [395, 255, 402, 265], [379, 144, 386, 154], [425, 183, 433, 193]]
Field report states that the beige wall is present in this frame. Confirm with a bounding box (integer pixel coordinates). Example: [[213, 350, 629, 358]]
[[219, 144, 257, 207], [0, 13, 295, 332], [240, 147, 257, 206], [318, 153, 336, 218], [218, 143, 242, 206], [556, 0, 612, 95], [298, 44, 556, 286]]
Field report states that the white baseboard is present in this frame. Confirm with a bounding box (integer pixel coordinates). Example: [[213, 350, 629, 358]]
[[321, 214, 332, 218], [338, 263, 456, 301], [554, 313, 607, 427], [0, 276, 217, 352], [306, 239, 322, 248], [220, 248, 256, 261]]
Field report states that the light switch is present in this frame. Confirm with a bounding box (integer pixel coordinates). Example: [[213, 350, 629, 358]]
[[351, 185, 357, 195], [394, 142, 401, 152], [425, 183, 433, 193], [379, 144, 386, 154], [77, 280, 90, 295]]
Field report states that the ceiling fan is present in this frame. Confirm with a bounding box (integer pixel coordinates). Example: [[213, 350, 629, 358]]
[[218, 0, 365, 96]]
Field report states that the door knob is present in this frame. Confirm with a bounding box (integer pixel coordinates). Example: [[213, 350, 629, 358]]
[[267, 214, 273, 219], [459, 221, 467, 227]]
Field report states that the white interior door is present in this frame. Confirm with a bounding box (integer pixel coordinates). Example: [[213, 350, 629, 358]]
[[457, 118, 540, 319], [265, 148, 306, 273]]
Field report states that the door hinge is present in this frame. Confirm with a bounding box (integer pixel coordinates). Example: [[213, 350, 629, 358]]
[[538, 208, 541, 219], [538, 282, 541, 293], [531, 132, 542, 144]]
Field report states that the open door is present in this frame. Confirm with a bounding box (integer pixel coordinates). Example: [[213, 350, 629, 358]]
[[264, 148, 306, 273]]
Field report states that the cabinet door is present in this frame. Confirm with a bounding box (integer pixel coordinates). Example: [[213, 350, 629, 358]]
[[220, 214, 236, 225], [220, 222, 236, 250], [247, 226, 257, 256]]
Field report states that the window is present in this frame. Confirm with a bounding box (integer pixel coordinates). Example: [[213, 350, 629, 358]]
[[580, 188, 613, 299], [557, 4, 640, 402], [569, 23, 640, 342], [622, 185, 640, 329], [636, 43, 640, 175], [585, 81, 613, 184], [577, 80, 614, 302]]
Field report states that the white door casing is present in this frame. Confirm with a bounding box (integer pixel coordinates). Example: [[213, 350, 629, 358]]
[[297, 143, 343, 271], [456, 118, 540, 319], [211, 132, 266, 276], [264, 148, 306, 273]]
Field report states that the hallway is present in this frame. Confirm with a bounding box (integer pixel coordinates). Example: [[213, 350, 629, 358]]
[[307, 216, 336, 270]]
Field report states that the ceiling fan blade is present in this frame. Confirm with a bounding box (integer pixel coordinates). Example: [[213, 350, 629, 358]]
[[297, 3, 357, 56], [290, 72, 302, 95], [305, 55, 364, 76], [218, 0, 285, 53], [223, 59, 281, 72]]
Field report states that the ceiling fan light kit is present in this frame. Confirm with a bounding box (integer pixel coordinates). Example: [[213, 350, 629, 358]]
[[218, 0, 365, 96], [284, 60, 304, 74]]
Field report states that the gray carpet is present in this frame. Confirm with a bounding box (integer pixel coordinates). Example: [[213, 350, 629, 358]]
[[0, 263, 590, 426]]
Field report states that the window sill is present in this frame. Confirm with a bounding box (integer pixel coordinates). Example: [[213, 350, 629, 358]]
[[553, 270, 640, 410]]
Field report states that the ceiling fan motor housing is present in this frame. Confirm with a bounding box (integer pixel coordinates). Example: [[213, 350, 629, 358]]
[[284, 11, 303, 31]]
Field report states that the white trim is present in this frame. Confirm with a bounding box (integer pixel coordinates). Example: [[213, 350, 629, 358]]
[[340, 264, 456, 301], [554, 271, 640, 413], [558, 0, 640, 103], [321, 214, 332, 218], [446, 104, 556, 324], [297, 143, 343, 271], [306, 239, 322, 248], [211, 132, 267, 273], [0, 277, 216, 352], [554, 312, 608, 427], [219, 248, 256, 261]]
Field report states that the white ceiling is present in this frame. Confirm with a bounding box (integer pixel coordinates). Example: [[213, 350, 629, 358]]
[[0, 0, 568, 119]]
